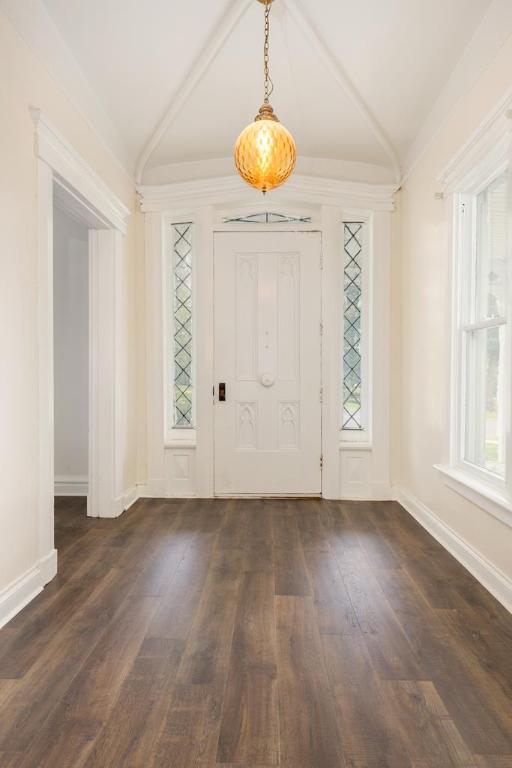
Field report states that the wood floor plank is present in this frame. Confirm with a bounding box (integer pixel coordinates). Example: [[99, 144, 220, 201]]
[[380, 680, 477, 767], [1, 498, 511, 767], [332, 545, 421, 679], [216, 571, 279, 766], [147, 532, 217, 641], [80, 637, 185, 768], [0, 529, 156, 752], [376, 565, 512, 754], [302, 545, 359, 635], [322, 632, 412, 768], [272, 508, 311, 596], [17, 595, 159, 768], [275, 595, 343, 768], [177, 547, 243, 686]]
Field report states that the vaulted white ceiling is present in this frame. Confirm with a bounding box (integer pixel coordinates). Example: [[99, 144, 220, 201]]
[[6, 0, 504, 184]]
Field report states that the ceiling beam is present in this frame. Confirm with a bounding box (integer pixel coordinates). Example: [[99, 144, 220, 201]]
[[136, 0, 402, 186], [282, 0, 402, 185], [135, 0, 253, 183]]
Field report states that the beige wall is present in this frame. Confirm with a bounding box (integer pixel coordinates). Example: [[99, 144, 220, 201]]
[[0, 12, 137, 591], [397, 34, 512, 580]]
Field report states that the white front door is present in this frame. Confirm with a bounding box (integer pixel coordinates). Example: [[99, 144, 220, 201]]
[[214, 231, 322, 496]]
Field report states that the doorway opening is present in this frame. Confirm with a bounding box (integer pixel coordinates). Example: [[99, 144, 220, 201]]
[[53, 201, 89, 523]]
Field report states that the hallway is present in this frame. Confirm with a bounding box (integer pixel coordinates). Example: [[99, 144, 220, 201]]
[[0, 498, 511, 767]]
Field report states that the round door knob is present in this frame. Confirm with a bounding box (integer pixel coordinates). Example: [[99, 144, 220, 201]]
[[260, 373, 275, 387]]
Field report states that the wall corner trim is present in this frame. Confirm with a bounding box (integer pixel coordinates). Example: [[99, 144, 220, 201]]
[[30, 108, 131, 233], [393, 485, 512, 615], [0, 550, 57, 630]]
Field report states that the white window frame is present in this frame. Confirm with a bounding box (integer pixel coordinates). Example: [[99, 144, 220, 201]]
[[164, 217, 197, 442], [436, 105, 512, 526], [340, 215, 372, 442]]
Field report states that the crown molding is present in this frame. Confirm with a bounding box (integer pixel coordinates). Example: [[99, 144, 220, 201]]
[[31, 108, 131, 233], [137, 174, 396, 212], [402, 0, 512, 182], [437, 90, 512, 193]]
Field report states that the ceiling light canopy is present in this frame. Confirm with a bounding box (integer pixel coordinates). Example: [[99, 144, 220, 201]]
[[234, 0, 296, 194]]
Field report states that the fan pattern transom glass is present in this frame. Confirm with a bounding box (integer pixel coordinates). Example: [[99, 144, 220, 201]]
[[223, 212, 311, 224]]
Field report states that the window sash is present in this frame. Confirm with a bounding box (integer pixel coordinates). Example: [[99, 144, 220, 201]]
[[454, 174, 510, 490]]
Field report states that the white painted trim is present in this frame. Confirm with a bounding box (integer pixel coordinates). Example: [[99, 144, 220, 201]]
[[0, 550, 57, 630], [339, 442, 373, 451], [435, 464, 512, 529], [112, 485, 140, 516], [394, 486, 512, 615], [135, 0, 400, 184], [31, 109, 130, 233], [403, 0, 512, 182], [438, 91, 512, 192], [281, 0, 401, 184], [37, 159, 56, 571], [442, 117, 512, 519], [135, 0, 253, 183], [145, 200, 392, 500], [165, 440, 198, 450], [54, 476, 89, 496], [0, 0, 133, 179], [138, 175, 396, 212]]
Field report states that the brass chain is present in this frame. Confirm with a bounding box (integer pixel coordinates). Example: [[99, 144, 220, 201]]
[[263, 0, 274, 103]]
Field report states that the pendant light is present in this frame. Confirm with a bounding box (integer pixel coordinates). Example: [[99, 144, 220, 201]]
[[234, 0, 296, 194]]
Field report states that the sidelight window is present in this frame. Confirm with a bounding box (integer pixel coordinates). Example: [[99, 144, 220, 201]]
[[342, 221, 367, 433], [170, 222, 194, 428]]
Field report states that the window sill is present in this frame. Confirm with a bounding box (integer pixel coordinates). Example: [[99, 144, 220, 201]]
[[434, 464, 512, 528], [339, 442, 373, 451], [165, 429, 197, 449]]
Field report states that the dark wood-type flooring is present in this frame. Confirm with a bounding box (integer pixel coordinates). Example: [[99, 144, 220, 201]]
[[0, 497, 511, 767]]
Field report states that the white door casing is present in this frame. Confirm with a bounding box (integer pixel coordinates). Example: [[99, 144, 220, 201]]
[[214, 231, 322, 496]]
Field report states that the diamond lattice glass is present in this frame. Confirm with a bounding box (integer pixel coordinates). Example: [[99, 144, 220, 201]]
[[342, 223, 363, 430], [171, 223, 193, 427]]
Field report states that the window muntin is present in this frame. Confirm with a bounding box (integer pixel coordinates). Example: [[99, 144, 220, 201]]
[[458, 171, 508, 480], [342, 222, 364, 431], [222, 212, 312, 224], [170, 222, 194, 428]]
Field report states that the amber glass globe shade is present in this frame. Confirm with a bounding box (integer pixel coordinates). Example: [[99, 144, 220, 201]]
[[234, 106, 296, 193]]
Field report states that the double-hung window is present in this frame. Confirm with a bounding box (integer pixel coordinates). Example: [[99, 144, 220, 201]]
[[447, 163, 511, 514]]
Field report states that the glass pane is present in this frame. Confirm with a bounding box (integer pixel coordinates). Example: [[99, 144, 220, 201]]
[[342, 223, 363, 430], [171, 223, 193, 427], [223, 212, 312, 224], [475, 172, 508, 320], [464, 326, 506, 477]]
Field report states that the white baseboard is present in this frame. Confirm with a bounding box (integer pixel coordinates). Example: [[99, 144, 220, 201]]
[[55, 475, 88, 496], [394, 486, 512, 614], [122, 485, 140, 511], [0, 549, 58, 629]]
